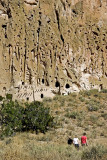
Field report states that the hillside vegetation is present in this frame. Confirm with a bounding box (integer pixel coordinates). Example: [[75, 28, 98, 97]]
[[0, 89, 107, 160]]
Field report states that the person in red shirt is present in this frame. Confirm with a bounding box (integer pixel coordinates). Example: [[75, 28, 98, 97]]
[[81, 133, 88, 146]]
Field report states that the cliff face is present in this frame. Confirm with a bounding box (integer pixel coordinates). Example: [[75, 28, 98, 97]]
[[0, 0, 107, 101]]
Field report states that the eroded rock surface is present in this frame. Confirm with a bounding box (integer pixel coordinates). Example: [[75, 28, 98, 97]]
[[0, 0, 107, 101]]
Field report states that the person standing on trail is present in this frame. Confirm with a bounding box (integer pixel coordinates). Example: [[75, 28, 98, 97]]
[[81, 133, 88, 146], [73, 135, 79, 149], [68, 137, 73, 145]]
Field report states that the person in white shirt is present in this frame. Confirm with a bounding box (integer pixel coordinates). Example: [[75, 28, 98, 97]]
[[73, 136, 79, 149]]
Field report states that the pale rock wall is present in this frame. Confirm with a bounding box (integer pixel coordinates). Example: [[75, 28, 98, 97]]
[[0, 0, 107, 101]]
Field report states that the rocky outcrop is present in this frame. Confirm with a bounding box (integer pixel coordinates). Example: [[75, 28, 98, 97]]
[[0, 0, 107, 101]]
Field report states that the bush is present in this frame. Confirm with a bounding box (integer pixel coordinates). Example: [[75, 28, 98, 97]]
[[53, 95, 59, 101], [87, 105, 98, 112], [100, 89, 107, 93], [91, 130, 97, 139], [6, 94, 13, 100], [24, 101, 54, 133], [70, 93, 77, 97], [90, 115, 98, 124], [80, 90, 91, 97], [0, 101, 54, 137], [80, 89, 99, 97], [86, 100, 99, 111], [43, 97, 52, 102], [0, 101, 24, 137], [79, 96, 85, 102], [101, 113, 107, 120], [65, 111, 79, 119], [81, 144, 107, 160], [0, 96, 4, 101]]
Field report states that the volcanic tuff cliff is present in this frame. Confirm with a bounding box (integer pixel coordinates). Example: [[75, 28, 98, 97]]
[[0, 0, 107, 101]]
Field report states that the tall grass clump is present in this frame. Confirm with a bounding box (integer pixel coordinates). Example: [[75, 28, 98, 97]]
[[65, 111, 79, 119], [86, 99, 100, 111], [81, 144, 107, 160], [101, 113, 107, 120]]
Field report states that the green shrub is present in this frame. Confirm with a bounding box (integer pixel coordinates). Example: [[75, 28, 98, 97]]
[[87, 105, 99, 111], [89, 89, 99, 94], [53, 95, 59, 101], [85, 91, 91, 96], [0, 96, 4, 101], [43, 97, 52, 102], [60, 99, 65, 106], [70, 93, 77, 97], [80, 89, 99, 97], [65, 111, 79, 119], [23, 101, 54, 133], [0, 101, 24, 137], [91, 130, 97, 139], [80, 90, 91, 96], [86, 99, 100, 111], [79, 96, 85, 102], [101, 113, 107, 120], [101, 89, 107, 93], [90, 115, 98, 124], [6, 94, 13, 100], [0, 101, 54, 137], [81, 144, 107, 160]]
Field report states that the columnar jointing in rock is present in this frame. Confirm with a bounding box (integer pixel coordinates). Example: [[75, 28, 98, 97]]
[[0, 0, 107, 101]]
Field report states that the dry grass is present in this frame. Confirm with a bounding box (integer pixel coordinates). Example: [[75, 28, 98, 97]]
[[0, 133, 107, 160], [0, 90, 107, 160]]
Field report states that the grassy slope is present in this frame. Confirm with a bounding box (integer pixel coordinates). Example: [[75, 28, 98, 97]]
[[0, 90, 107, 160]]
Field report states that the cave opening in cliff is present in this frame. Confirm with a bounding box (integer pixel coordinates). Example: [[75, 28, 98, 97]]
[[22, 82, 25, 85], [2, 25, 7, 29], [26, 97, 29, 101], [96, 46, 100, 50], [100, 84, 103, 90], [42, 79, 44, 84], [3, 87, 6, 90], [55, 81, 60, 87], [7, 8, 12, 18], [72, 9, 77, 14], [65, 83, 70, 89], [41, 94, 44, 98]]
